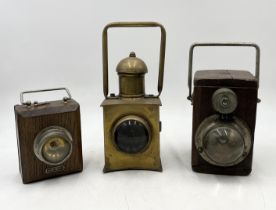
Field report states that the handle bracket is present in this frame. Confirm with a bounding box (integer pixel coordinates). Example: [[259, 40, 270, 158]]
[[20, 87, 72, 105], [102, 22, 166, 98], [187, 42, 260, 101]]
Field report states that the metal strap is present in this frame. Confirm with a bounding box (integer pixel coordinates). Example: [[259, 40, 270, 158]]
[[20, 87, 72, 105], [187, 42, 260, 101], [102, 22, 166, 98]]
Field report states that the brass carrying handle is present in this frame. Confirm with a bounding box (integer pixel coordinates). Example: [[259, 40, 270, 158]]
[[187, 42, 260, 101], [102, 22, 166, 98], [20, 87, 72, 105]]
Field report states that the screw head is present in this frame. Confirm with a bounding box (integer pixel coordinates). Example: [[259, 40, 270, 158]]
[[63, 97, 69, 102], [25, 101, 32, 106], [198, 147, 203, 153]]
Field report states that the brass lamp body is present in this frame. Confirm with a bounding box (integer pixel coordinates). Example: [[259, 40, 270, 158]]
[[101, 22, 166, 172]]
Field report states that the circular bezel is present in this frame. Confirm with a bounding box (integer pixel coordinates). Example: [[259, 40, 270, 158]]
[[33, 126, 73, 166], [195, 115, 252, 167], [112, 115, 151, 154], [212, 88, 238, 114]]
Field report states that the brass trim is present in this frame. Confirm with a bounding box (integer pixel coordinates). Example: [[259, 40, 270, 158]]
[[102, 22, 166, 98], [111, 115, 152, 154], [33, 126, 73, 166], [187, 42, 260, 101]]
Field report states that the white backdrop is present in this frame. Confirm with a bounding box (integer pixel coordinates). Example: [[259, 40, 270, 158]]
[[1, 0, 276, 209]]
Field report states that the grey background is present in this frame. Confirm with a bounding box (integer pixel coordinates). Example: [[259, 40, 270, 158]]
[[1, 0, 275, 209]]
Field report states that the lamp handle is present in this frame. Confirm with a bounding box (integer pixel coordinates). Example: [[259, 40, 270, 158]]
[[20, 87, 72, 105], [187, 42, 260, 101], [102, 22, 166, 98]]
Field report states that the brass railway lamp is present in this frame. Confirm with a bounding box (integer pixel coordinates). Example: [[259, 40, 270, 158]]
[[188, 43, 260, 175], [101, 22, 166, 172]]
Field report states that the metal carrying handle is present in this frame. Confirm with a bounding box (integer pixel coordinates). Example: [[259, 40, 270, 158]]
[[187, 42, 260, 101], [102, 22, 166, 98], [20, 87, 72, 105]]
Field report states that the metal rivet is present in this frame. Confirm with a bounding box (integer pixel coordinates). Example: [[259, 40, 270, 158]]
[[63, 97, 69, 103], [198, 147, 203, 153], [25, 101, 32, 106]]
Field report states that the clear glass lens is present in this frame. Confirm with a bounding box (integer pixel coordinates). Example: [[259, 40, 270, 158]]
[[204, 126, 244, 165], [34, 126, 73, 165], [42, 136, 71, 164]]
